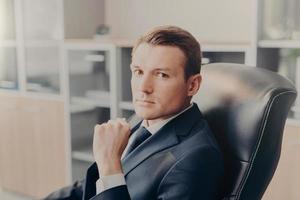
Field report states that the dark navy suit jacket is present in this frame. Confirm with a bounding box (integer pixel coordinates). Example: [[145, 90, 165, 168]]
[[45, 103, 224, 200]]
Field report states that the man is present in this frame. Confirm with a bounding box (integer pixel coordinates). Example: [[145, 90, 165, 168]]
[[46, 26, 224, 200]]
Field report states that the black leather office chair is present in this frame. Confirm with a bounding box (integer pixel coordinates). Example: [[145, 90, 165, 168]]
[[193, 63, 297, 200]]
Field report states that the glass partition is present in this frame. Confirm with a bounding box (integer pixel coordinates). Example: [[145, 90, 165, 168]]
[[0, 47, 18, 90], [0, 0, 15, 40], [25, 47, 60, 93]]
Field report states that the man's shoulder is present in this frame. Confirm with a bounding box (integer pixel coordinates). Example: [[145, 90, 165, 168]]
[[174, 114, 222, 161], [181, 118, 217, 147]]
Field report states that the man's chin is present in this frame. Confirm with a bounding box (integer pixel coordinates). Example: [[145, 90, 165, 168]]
[[135, 110, 158, 120]]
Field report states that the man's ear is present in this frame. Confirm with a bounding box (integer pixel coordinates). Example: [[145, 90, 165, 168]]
[[187, 74, 202, 97]]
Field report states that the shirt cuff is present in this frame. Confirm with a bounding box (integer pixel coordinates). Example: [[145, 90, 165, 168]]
[[96, 173, 126, 194]]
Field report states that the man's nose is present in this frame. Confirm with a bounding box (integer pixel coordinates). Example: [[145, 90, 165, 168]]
[[138, 74, 153, 94]]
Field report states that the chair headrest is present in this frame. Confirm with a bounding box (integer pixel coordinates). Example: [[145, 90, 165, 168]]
[[193, 63, 297, 199]]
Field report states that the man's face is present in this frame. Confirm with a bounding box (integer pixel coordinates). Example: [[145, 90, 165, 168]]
[[130, 43, 199, 125]]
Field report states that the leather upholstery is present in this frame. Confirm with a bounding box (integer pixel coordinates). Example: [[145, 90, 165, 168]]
[[193, 63, 297, 199]]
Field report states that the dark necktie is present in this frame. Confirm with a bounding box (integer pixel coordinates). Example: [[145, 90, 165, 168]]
[[126, 126, 151, 155]]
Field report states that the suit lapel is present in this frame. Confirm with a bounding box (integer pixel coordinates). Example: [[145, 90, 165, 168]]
[[122, 103, 203, 176], [83, 162, 99, 200], [122, 124, 179, 176]]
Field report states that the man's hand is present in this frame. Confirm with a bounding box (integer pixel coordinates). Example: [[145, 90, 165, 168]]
[[93, 118, 131, 176]]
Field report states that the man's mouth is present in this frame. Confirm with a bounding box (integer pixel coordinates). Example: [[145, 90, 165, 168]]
[[135, 99, 155, 105]]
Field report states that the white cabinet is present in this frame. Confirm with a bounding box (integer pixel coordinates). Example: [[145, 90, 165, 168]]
[[0, 0, 107, 196], [0, 93, 67, 198], [0, 0, 104, 198]]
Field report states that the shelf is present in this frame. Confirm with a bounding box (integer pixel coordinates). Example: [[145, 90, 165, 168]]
[[291, 106, 300, 113], [65, 38, 135, 48], [286, 118, 300, 126], [24, 40, 61, 48], [119, 101, 134, 110], [71, 95, 110, 108], [85, 90, 110, 101], [26, 82, 58, 94], [64, 39, 117, 50], [0, 81, 17, 90], [70, 103, 96, 114], [72, 146, 94, 163], [64, 39, 253, 52], [258, 40, 300, 49], [84, 54, 105, 62], [92, 37, 135, 47], [201, 42, 251, 52]]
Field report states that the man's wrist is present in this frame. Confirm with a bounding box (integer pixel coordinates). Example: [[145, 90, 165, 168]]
[[96, 158, 123, 176], [96, 173, 126, 194]]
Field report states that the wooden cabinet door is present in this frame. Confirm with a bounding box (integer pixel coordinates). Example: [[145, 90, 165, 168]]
[[0, 94, 23, 193], [0, 95, 69, 198], [263, 123, 300, 200]]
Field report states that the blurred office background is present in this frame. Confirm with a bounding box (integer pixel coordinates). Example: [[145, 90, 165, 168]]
[[0, 0, 300, 199]]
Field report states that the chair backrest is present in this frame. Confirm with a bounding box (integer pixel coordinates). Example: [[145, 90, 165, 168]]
[[193, 63, 297, 200]]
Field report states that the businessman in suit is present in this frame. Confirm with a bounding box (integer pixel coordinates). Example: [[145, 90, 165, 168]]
[[45, 26, 224, 200]]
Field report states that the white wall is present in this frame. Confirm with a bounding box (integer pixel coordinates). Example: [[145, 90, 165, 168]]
[[64, 0, 105, 38], [105, 0, 254, 44]]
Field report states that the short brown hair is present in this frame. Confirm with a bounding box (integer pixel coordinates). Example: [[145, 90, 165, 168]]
[[132, 26, 202, 79]]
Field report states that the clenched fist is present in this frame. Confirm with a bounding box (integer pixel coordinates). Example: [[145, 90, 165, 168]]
[[93, 118, 131, 176]]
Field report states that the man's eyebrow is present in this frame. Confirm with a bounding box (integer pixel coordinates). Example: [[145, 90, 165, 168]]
[[154, 68, 171, 71], [130, 65, 172, 71], [130, 64, 140, 69]]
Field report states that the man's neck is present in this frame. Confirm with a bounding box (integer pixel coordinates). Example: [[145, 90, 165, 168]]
[[143, 102, 193, 128]]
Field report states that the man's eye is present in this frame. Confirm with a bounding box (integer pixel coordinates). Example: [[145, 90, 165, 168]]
[[133, 69, 143, 76], [157, 72, 169, 78]]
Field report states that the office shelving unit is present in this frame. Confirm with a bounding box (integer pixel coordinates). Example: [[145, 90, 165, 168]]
[[63, 40, 119, 181]]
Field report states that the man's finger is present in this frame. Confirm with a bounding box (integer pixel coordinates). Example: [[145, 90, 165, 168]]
[[116, 118, 129, 127]]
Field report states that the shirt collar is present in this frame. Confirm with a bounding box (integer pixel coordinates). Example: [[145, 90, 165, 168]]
[[141, 103, 194, 135]]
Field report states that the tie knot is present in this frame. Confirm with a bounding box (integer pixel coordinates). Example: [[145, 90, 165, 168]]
[[136, 126, 151, 142], [126, 126, 152, 155]]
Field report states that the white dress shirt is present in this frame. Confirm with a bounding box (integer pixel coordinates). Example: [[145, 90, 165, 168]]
[[96, 103, 194, 194]]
